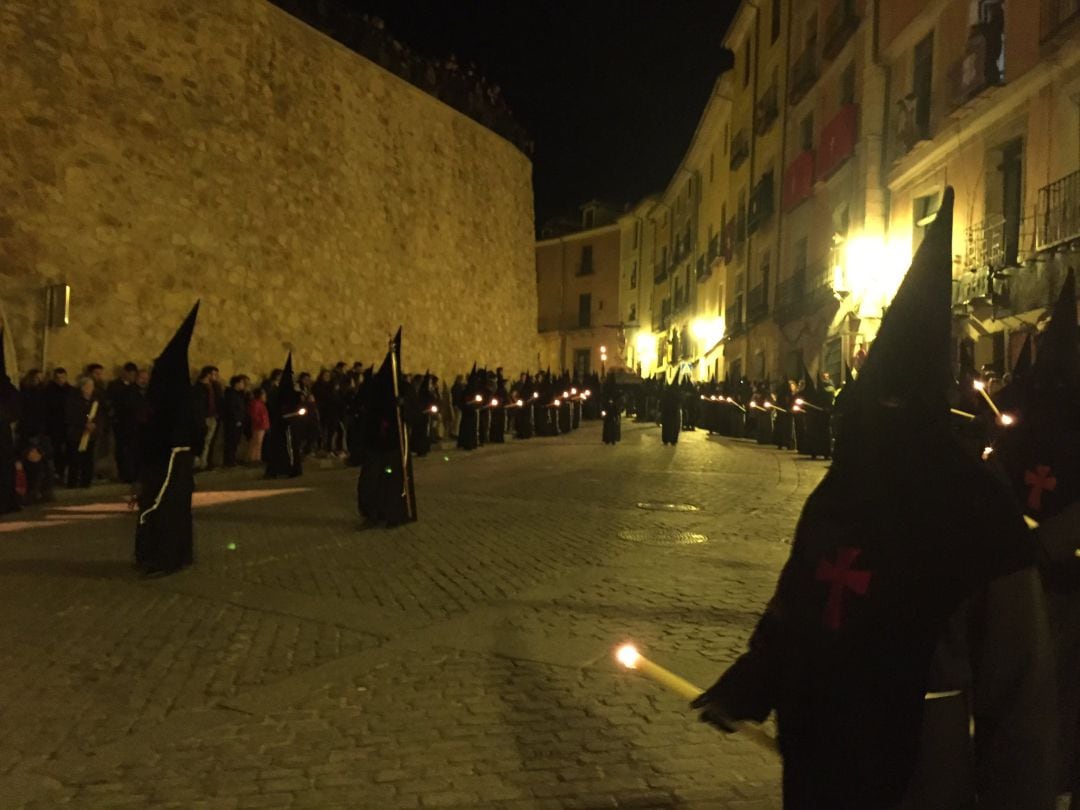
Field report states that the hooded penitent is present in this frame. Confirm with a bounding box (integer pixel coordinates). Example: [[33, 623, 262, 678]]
[[712, 188, 1033, 807], [991, 269, 1079, 584], [264, 352, 303, 478], [135, 302, 199, 572], [601, 372, 620, 445], [358, 327, 416, 526]]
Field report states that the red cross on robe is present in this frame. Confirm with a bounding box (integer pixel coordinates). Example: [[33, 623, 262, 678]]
[[1023, 464, 1057, 512], [815, 546, 872, 631]]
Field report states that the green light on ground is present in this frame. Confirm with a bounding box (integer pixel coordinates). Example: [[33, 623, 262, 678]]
[[443, 456, 450, 462], [384, 466, 393, 474], [226, 542, 237, 551]]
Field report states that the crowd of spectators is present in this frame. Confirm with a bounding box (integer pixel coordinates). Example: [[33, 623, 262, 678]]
[[8, 359, 437, 507], [270, 1, 533, 155]]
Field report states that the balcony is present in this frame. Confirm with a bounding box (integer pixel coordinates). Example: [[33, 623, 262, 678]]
[[774, 263, 834, 322], [817, 104, 858, 180], [653, 261, 668, 285], [952, 267, 1009, 310], [789, 46, 818, 105], [707, 233, 721, 264], [658, 298, 672, 332], [783, 150, 816, 211], [730, 128, 750, 171], [755, 83, 779, 135], [1042, 0, 1080, 44], [965, 215, 1031, 277], [823, 0, 860, 60], [1036, 168, 1080, 250], [725, 302, 745, 337], [747, 172, 775, 234], [747, 282, 769, 322], [695, 254, 710, 282], [947, 25, 1003, 113]]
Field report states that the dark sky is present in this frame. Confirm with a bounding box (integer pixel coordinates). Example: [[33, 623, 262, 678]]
[[347, 1, 739, 228]]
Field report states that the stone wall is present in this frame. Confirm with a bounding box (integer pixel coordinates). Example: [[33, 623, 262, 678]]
[[0, 0, 537, 383]]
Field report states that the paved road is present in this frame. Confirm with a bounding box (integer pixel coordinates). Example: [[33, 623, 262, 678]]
[[0, 421, 828, 809]]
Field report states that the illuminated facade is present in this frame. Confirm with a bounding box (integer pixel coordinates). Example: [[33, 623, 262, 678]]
[[536, 202, 624, 376], [619, 0, 1078, 384]]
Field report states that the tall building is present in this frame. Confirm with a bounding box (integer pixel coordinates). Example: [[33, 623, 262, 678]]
[[536, 202, 624, 376], [616, 0, 1078, 385]]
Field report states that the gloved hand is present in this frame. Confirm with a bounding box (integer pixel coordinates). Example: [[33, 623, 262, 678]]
[[690, 683, 738, 733]]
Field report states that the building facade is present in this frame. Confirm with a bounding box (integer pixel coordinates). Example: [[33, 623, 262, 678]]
[[620, 0, 1078, 386], [536, 203, 623, 376]]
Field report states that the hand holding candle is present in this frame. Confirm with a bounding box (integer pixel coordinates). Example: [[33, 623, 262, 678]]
[[615, 644, 778, 755]]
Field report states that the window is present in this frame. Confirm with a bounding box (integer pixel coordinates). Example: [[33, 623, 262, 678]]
[[833, 202, 850, 238], [771, 0, 781, 43], [687, 178, 694, 198], [629, 303, 637, 322], [745, 40, 752, 87], [709, 152, 715, 182], [913, 32, 934, 140], [578, 294, 592, 328], [800, 113, 814, 151], [841, 62, 855, 106], [573, 348, 590, 378], [630, 260, 638, 289], [578, 245, 594, 276], [913, 191, 942, 251], [583, 209, 594, 228]]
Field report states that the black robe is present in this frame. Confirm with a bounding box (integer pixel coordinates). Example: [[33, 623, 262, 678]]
[[135, 448, 194, 571], [358, 376, 417, 527], [0, 385, 20, 514], [660, 387, 681, 445], [602, 392, 621, 445]]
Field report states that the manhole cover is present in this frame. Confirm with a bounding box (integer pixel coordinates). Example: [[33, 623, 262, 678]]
[[635, 502, 701, 512], [617, 528, 709, 545]]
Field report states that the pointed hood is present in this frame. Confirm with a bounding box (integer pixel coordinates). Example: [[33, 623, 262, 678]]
[[800, 363, 818, 404], [854, 187, 955, 412], [0, 327, 8, 386], [145, 301, 199, 450], [1033, 268, 1079, 389], [278, 352, 301, 413], [1013, 333, 1033, 380]]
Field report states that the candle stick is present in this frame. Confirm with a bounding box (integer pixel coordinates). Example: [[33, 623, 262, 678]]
[[950, 408, 976, 420], [1023, 515, 1040, 530], [615, 644, 779, 755], [794, 398, 823, 412], [972, 380, 1001, 417]]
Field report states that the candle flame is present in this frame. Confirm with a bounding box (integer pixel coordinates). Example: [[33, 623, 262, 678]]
[[516, 399, 524, 407], [973, 379, 986, 392], [571, 388, 577, 395], [601, 410, 607, 417], [764, 401, 774, 409], [474, 394, 482, 402], [795, 398, 805, 406], [999, 413, 1016, 427], [490, 398, 499, 407], [585, 390, 592, 396], [533, 392, 539, 398], [297, 408, 307, 416], [793, 404, 803, 412], [981, 446, 994, 460], [430, 405, 438, 414], [563, 391, 570, 398], [554, 399, 561, 406], [615, 644, 640, 669]]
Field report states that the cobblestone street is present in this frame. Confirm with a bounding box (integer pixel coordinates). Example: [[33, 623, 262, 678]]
[[0, 422, 828, 809]]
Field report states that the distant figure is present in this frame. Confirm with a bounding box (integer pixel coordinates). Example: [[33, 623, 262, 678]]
[[601, 373, 621, 445]]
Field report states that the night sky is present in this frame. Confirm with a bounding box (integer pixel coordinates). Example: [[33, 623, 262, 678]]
[[346, 1, 738, 229]]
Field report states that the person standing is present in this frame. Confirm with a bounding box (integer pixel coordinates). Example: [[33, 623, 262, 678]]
[[0, 334, 20, 514], [247, 388, 270, 465], [193, 366, 223, 470], [44, 368, 71, 484], [264, 354, 303, 479], [107, 362, 141, 483], [660, 377, 681, 446], [135, 303, 199, 576], [692, 188, 1055, 809], [601, 372, 621, 445], [65, 377, 99, 488], [222, 375, 248, 467]]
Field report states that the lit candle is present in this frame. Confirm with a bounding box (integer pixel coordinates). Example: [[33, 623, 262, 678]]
[[1023, 515, 1040, 530], [571, 388, 578, 395], [474, 394, 483, 403], [554, 399, 561, 406], [516, 399, 524, 407], [490, 398, 499, 407], [430, 405, 439, 414], [998, 412, 1016, 427], [981, 446, 994, 460], [615, 644, 778, 754]]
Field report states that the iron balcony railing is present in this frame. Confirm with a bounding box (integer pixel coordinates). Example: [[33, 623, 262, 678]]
[[951, 266, 1010, 310], [755, 83, 779, 135], [1036, 168, 1080, 250], [1042, 0, 1080, 42], [725, 302, 744, 336], [747, 282, 769, 322], [965, 215, 1031, 272]]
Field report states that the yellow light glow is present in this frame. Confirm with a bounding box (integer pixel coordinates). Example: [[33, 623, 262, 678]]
[[835, 234, 914, 318], [795, 398, 805, 406], [690, 316, 726, 348], [615, 644, 640, 669], [297, 408, 307, 416], [532, 392, 539, 399], [601, 410, 607, 417], [490, 398, 498, 407], [516, 399, 524, 407], [554, 399, 561, 406], [571, 388, 577, 395], [600, 345, 607, 353], [474, 394, 482, 403], [973, 379, 986, 392], [999, 412, 1016, 427], [981, 446, 994, 460], [563, 390, 569, 398], [430, 405, 438, 414]]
